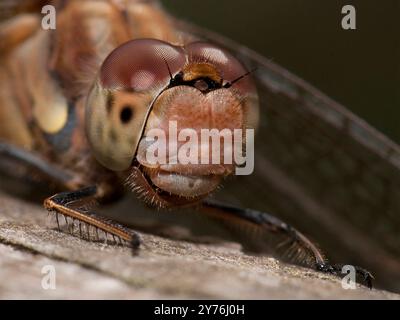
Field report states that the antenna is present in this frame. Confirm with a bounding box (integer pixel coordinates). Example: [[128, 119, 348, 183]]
[[223, 67, 257, 88], [162, 56, 173, 80]]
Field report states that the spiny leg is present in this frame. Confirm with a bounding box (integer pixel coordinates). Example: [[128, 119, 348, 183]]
[[0, 142, 140, 248], [44, 186, 141, 248], [315, 263, 373, 290], [202, 199, 373, 289]]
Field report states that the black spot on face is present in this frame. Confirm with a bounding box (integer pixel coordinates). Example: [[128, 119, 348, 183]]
[[120, 105, 133, 124]]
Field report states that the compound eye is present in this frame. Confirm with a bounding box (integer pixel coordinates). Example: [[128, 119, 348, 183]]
[[86, 40, 186, 171], [100, 38, 186, 91], [185, 42, 255, 94]]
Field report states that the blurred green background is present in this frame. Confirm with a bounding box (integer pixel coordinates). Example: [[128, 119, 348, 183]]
[[162, 0, 399, 143]]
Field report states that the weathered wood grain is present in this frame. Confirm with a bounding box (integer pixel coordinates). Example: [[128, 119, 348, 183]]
[[0, 191, 398, 299]]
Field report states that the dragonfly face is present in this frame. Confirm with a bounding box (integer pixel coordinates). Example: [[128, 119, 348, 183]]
[[86, 38, 259, 207]]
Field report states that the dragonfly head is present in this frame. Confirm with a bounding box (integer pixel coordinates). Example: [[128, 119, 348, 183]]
[[86, 39, 259, 207]]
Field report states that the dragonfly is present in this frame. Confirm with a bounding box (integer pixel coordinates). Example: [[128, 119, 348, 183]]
[[1, 0, 399, 291]]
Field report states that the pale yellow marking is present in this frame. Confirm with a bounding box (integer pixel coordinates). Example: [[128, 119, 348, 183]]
[[33, 86, 69, 134], [86, 81, 155, 171], [12, 29, 69, 134]]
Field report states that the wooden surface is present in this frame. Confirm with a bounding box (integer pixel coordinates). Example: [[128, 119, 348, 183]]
[[0, 190, 398, 299]]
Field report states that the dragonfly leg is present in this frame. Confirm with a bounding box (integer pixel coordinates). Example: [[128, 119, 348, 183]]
[[0, 141, 75, 189], [316, 263, 373, 289], [0, 142, 140, 248], [44, 186, 141, 248], [202, 199, 373, 289]]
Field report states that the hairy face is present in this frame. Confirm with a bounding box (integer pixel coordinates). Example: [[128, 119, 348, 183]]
[[86, 39, 259, 207]]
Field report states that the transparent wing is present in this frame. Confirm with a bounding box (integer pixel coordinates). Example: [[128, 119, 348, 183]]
[[172, 19, 400, 291]]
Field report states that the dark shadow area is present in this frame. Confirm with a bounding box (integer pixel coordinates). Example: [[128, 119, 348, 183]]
[[163, 0, 399, 142]]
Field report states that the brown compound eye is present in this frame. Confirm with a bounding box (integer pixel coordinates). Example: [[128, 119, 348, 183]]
[[100, 38, 186, 91], [86, 39, 186, 172]]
